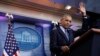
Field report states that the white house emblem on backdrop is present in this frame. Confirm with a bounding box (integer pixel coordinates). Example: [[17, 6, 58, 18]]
[[14, 27, 41, 51]]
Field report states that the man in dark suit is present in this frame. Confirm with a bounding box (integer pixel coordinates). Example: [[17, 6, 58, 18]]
[[50, 14, 74, 56], [50, 2, 89, 56]]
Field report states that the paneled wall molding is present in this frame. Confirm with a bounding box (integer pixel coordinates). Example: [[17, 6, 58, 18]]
[[0, 0, 80, 16], [0, 4, 61, 22], [0, 0, 82, 24]]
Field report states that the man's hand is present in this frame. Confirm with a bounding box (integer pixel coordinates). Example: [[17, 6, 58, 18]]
[[61, 46, 69, 53], [79, 2, 86, 16], [74, 36, 80, 41]]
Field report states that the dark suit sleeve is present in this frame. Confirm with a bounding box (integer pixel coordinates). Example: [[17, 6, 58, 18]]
[[81, 16, 90, 31], [73, 30, 81, 38], [74, 16, 91, 37], [50, 29, 62, 54]]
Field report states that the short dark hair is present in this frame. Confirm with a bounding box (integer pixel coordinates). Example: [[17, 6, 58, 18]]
[[62, 14, 72, 18]]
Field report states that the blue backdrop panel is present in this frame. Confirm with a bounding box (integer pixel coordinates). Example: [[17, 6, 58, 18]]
[[0, 21, 8, 56], [14, 22, 45, 56], [0, 21, 45, 56]]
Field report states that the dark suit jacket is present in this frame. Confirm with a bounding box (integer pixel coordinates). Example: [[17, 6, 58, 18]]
[[50, 25, 74, 56]]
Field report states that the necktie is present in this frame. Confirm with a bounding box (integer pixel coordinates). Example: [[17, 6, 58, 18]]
[[65, 29, 69, 41]]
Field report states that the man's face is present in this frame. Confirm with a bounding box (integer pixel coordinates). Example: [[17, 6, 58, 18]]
[[60, 16, 72, 28]]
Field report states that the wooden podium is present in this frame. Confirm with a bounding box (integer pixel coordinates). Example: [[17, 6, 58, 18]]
[[70, 28, 100, 56]]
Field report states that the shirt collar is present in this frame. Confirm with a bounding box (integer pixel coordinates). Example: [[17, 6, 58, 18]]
[[60, 26, 66, 33]]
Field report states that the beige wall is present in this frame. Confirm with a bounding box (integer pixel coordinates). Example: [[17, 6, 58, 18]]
[[0, 3, 82, 30], [26, 0, 65, 9], [0, 4, 61, 21]]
